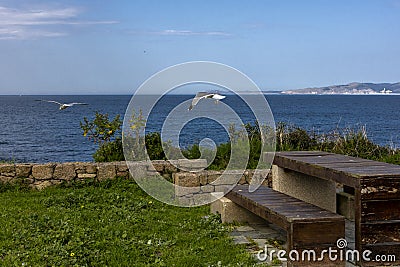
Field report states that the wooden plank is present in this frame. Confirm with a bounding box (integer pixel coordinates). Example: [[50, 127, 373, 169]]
[[355, 189, 362, 258], [332, 167, 400, 176], [361, 199, 400, 222], [318, 162, 389, 169], [276, 151, 332, 157], [227, 186, 343, 227], [231, 186, 341, 217], [283, 156, 371, 165], [273, 157, 360, 187], [361, 177, 400, 200], [292, 220, 345, 247], [276, 151, 367, 162], [361, 221, 400, 244], [273, 151, 400, 186], [226, 190, 290, 230]]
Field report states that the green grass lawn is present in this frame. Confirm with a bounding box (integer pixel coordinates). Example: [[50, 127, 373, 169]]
[[0, 179, 256, 266]]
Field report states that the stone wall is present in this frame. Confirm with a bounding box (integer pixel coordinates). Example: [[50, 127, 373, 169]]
[[0, 159, 272, 191]]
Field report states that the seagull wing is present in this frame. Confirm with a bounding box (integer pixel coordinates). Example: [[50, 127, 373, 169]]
[[188, 92, 213, 110], [36, 100, 63, 105], [68, 102, 88, 106], [212, 94, 226, 100]]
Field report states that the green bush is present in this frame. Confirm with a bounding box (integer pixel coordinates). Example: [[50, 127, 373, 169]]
[[92, 138, 125, 162], [145, 132, 166, 160], [81, 111, 400, 167]]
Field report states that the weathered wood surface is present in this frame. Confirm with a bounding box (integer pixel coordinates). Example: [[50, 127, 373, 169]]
[[228, 185, 345, 266], [361, 221, 400, 244], [226, 185, 344, 229], [270, 151, 400, 266], [273, 151, 400, 188]]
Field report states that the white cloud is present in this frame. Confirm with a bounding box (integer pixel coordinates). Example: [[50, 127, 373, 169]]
[[132, 29, 232, 37], [0, 5, 118, 40]]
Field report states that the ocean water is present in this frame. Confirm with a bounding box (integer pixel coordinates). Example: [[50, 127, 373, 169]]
[[0, 94, 399, 163]]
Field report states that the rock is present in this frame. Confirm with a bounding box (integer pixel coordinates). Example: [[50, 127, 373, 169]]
[[85, 164, 97, 174], [0, 175, 12, 183], [175, 185, 201, 197], [32, 180, 52, 190], [164, 161, 178, 173], [32, 164, 55, 179], [0, 164, 15, 177], [115, 161, 128, 172], [178, 159, 207, 171], [97, 163, 116, 181], [116, 171, 129, 178], [77, 173, 96, 179], [199, 171, 208, 185], [207, 170, 222, 184], [150, 160, 165, 172], [53, 163, 76, 181], [15, 164, 32, 178], [74, 162, 86, 174], [200, 184, 214, 193], [173, 172, 200, 187]]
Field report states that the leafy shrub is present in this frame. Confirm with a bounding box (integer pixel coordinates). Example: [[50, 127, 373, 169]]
[[80, 111, 123, 162], [81, 111, 400, 167], [80, 112, 122, 144], [145, 132, 166, 160], [93, 138, 125, 162]]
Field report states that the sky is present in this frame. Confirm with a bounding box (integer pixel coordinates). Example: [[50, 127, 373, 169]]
[[0, 0, 400, 95]]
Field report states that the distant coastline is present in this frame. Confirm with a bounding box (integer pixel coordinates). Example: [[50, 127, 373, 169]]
[[280, 82, 400, 95]]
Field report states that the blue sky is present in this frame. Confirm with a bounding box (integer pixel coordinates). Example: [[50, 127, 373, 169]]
[[0, 0, 400, 95]]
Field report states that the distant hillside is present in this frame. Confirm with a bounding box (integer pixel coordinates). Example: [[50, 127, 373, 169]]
[[282, 82, 400, 95]]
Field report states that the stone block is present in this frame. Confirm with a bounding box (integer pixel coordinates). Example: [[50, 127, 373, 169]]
[[151, 160, 165, 172], [0, 164, 15, 177], [77, 173, 96, 179], [200, 184, 215, 193], [16, 164, 32, 178], [210, 197, 265, 224], [97, 163, 116, 181], [115, 161, 128, 172], [337, 191, 355, 220], [74, 163, 87, 174], [199, 171, 208, 185], [212, 170, 242, 186], [126, 161, 148, 178], [164, 161, 178, 173], [85, 164, 97, 174], [244, 169, 253, 183], [272, 165, 336, 212], [238, 174, 247, 185], [214, 184, 232, 194], [173, 172, 200, 187], [32, 164, 55, 180], [146, 170, 159, 177], [53, 163, 76, 181], [32, 180, 53, 190], [178, 159, 207, 171], [207, 170, 222, 183], [117, 171, 129, 178], [0, 175, 12, 183], [174, 185, 201, 197]]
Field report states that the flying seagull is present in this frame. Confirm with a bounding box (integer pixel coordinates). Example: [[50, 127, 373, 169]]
[[36, 100, 88, 110], [188, 92, 226, 111]]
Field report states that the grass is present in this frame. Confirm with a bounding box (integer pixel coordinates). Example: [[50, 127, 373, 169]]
[[0, 178, 257, 266]]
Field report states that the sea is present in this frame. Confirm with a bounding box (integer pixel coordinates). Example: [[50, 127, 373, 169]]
[[1, 94, 399, 163]]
